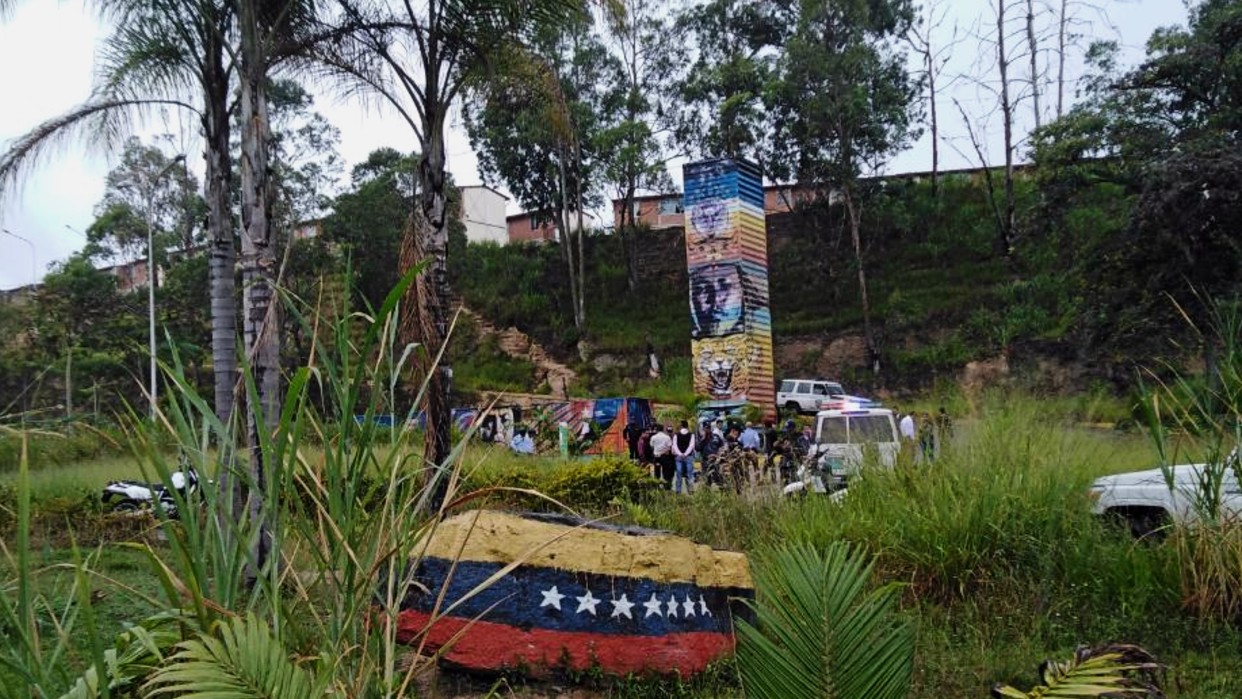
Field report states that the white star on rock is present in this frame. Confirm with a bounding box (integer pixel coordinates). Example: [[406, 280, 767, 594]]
[[540, 586, 565, 611], [643, 593, 664, 618], [698, 595, 712, 617], [666, 594, 679, 618], [682, 597, 697, 617], [576, 589, 601, 616], [610, 594, 635, 619]]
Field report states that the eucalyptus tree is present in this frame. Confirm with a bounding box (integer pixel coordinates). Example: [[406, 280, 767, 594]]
[[765, 0, 920, 373], [673, 0, 783, 162], [327, 0, 586, 481], [464, 17, 617, 331]]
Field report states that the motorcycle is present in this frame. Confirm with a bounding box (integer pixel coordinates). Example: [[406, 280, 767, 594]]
[[101, 468, 200, 518], [782, 452, 849, 499]]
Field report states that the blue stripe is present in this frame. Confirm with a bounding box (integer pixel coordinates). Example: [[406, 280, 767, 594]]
[[404, 557, 751, 637]]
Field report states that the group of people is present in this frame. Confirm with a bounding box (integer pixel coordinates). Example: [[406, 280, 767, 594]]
[[623, 417, 815, 493], [895, 406, 953, 462]]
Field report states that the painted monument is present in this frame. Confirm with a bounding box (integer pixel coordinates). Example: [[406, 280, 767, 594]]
[[397, 510, 753, 676], [683, 158, 776, 413]]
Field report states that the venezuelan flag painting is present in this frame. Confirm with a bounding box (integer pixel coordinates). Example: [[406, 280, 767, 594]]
[[396, 510, 754, 676]]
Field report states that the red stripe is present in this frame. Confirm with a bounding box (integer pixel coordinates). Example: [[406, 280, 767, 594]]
[[397, 610, 735, 676]]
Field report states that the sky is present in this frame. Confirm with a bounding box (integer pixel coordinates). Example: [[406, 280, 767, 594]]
[[0, 0, 1189, 290]]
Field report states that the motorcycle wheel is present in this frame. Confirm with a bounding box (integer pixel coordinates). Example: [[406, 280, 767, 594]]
[[111, 500, 140, 514]]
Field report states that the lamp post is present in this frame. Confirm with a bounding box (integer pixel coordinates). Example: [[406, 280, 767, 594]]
[[1, 228, 37, 292], [144, 155, 187, 420]]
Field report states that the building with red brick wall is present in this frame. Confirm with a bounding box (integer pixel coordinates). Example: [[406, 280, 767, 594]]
[[506, 212, 559, 244]]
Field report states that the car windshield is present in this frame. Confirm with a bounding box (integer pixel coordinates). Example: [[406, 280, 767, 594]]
[[817, 417, 849, 444], [850, 415, 895, 443]]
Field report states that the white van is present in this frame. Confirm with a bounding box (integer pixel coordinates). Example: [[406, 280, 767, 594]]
[[785, 408, 899, 495]]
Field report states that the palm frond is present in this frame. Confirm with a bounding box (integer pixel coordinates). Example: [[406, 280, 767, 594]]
[[992, 644, 1165, 698], [57, 610, 189, 699], [145, 614, 329, 699], [734, 542, 914, 699], [95, 15, 200, 104], [0, 97, 198, 206]]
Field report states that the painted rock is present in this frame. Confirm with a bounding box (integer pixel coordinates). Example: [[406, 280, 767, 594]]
[[396, 510, 753, 677]]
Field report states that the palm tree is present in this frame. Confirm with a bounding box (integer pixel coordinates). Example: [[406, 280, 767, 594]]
[[326, 0, 587, 490], [0, 0, 239, 429]]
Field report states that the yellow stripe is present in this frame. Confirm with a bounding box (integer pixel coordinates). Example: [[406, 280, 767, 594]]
[[420, 510, 753, 589]]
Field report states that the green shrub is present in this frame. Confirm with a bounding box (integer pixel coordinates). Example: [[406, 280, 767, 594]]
[[466, 455, 662, 515]]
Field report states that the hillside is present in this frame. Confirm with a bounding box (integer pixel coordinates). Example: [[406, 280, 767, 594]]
[[448, 170, 1164, 406]]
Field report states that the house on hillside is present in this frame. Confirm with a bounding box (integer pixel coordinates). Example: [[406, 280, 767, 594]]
[[609, 165, 1031, 230], [506, 211, 559, 244], [460, 185, 509, 244], [611, 185, 831, 230]]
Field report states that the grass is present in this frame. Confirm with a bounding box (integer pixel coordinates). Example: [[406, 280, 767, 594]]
[[7, 390, 1242, 697]]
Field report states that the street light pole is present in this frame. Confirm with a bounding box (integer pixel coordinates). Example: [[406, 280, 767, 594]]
[[1, 228, 37, 292], [145, 155, 187, 421]]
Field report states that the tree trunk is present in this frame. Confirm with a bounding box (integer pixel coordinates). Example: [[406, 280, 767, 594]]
[[843, 186, 876, 374], [574, 141, 586, 330], [1026, 0, 1041, 130], [238, 0, 277, 579], [1056, 0, 1068, 119], [997, 0, 1016, 257], [206, 87, 236, 429], [927, 53, 940, 200], [621, 185, 639, 291], [399, 108, 453, 511], [556, 146, 582, 330]]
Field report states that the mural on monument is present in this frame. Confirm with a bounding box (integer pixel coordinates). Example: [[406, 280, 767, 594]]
[[683, 158, 776, 411]]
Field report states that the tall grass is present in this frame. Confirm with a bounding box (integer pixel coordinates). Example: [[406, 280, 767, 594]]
[[0, 266, 539, 697], [1138, 295, 1242, 621]]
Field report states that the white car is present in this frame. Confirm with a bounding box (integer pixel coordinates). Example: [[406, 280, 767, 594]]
[[778, 379, 844, 414], [1089, 457, 1242, 537], [777, 379, 879, 415]]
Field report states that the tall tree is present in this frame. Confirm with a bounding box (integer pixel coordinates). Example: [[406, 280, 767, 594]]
[[327, 0, 583, 483], [464, 18, 615, 331], [904, 0, 956, 200], [0, 0, 240, 427], [1035, 1, 1241, 362], [765, 0, 920, 373], [323, 148, 419, 311], [601, 0, 676, 290], [85, 137, 203, 272], [673, 0, 783, 162]]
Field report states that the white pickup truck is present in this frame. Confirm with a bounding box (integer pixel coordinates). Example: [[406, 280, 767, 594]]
[[1089, 454, 1242, 537]]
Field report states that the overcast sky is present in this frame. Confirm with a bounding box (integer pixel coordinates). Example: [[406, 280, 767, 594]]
[[0, 0, 1188, 290]]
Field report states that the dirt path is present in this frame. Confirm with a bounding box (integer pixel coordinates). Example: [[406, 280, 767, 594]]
[[456, 306, 577, 398]]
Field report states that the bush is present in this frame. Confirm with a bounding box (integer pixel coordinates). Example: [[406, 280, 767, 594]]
[[467, 455, 662, 515]]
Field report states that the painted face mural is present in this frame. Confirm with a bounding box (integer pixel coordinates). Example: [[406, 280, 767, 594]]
[[689, 264, 744, 339], [689, 199, 729, 244]]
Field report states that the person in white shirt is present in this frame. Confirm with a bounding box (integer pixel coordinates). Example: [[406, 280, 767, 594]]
[[671, 420, 698, 494], [648, 425, 674, 485], [898, 407, 916, 442]]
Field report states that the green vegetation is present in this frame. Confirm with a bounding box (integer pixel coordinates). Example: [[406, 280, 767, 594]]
[[8, 389, 1242, 697]]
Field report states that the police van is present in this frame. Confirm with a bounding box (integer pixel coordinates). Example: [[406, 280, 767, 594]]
[[784, 406, 900, 495]]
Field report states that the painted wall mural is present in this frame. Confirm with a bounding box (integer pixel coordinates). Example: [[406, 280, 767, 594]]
[[683, 158, 775, 412]]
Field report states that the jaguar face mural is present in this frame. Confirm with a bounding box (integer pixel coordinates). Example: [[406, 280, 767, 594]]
[[682, 159, 775, 413]]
